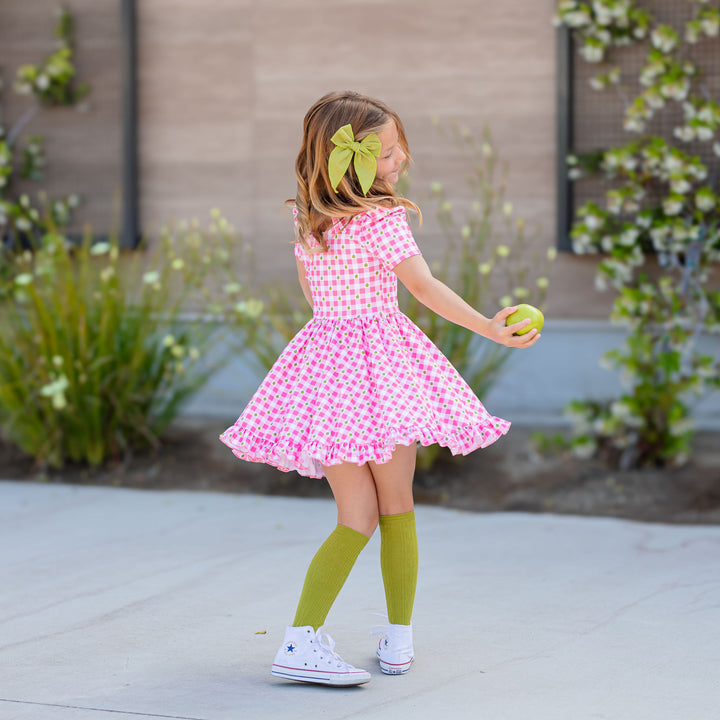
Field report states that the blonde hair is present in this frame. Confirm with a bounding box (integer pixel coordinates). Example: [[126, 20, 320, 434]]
[[290, 90, 421, 250]]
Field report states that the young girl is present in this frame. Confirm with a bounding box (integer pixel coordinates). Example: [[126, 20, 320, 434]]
[[220, 90, 540, 687]]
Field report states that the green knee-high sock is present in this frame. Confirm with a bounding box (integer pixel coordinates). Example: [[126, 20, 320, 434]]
[[379, 510, 418, 625], [292, 524, 369, 630]]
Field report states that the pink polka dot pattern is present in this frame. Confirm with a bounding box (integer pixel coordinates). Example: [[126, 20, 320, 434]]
[[220, 206, 510, 478]]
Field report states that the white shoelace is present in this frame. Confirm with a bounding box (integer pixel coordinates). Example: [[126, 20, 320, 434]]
[[314, 628, 352, 669], [370, 612, 390, 637]]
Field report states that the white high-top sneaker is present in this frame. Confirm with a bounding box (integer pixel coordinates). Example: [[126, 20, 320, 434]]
[[375, 622, 414, 675], [271, 626, 371, 686]]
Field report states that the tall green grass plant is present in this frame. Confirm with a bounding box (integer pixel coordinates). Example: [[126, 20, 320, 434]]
[[0, 211, 260, 467]]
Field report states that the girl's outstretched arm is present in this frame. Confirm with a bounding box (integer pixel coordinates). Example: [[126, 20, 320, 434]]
[[296, 257, 313, 310], [393, 254, 540, 348]]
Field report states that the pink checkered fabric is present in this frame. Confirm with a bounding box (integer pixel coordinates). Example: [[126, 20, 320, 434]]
[[220, 206, 509, 478]]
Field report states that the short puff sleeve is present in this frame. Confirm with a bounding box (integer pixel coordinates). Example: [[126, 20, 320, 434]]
[[353, 206, 421, 271]]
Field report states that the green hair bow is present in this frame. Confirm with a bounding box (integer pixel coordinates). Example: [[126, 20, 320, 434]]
[[328, 124, 382, 196]]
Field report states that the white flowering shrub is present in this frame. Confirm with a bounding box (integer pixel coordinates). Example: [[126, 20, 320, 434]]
[[0, 211, 262, 467], [556, 0, 720, 468], [0, 9, 88, 263]]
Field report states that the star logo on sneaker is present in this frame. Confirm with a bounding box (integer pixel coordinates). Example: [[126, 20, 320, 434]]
[[284, 642, 297, 655]]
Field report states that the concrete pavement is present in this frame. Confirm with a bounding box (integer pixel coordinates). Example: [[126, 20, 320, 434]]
[[1, 480, 719, 720]]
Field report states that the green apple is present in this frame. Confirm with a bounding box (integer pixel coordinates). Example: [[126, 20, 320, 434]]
[[506, 304, 544, 336]]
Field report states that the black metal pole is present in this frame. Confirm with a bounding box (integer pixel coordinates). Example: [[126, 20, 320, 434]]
[[121, 0, 139, 248], [556, 25, 574, 252]]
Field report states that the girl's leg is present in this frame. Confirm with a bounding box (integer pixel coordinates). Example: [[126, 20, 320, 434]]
[[368, 443, 418, 626], [292, 462, 379, 630]]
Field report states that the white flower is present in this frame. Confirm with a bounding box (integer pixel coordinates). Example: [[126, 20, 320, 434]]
[[563, 10, 592, 28], [651, 27, 678, 53], [586, 214, 603, 231], [621, 156, 638, 172], [162, 334, 175, 347], [698, 106, 715, 124], [100, 266, 115, 283], [670, 178, 692, 194], [502, 202, 513, 217], [546, 247, 557, 262], [35, 74, 50, 90], [234, 299, 264, 319], [495, 245, 510, 258], [661, 81, 690, 102], [142, 270, 160, 285], [645, 91, 665, 110], [671, 224, 689, 242], [171, 258, 185, 270], [674, 126, 695, 142], [663, 155, 684, 174], [696, 189, 716, 213], [624, 116, 645, 133], [499, 295, 513, 308], [663, 198, 683, 216], [223, 282, 242, 295], [14, 273, 33, 286], [571, 438, 597, 460], [701, 17, 719, 37], [40, 374, 70, 411], [696, 126, 714, 142], [580, 43, 605, 63], [90, 242, 111, 256], [596, 29, 611, 45], [619, 229, 639, 246], [478, 263, 492, 276], [688, 164, 708, 182], [537, 277, 549, 289], [610, 400, 633, 421]]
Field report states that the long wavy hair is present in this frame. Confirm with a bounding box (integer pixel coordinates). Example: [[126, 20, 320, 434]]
[[290, 91, 421, 251]]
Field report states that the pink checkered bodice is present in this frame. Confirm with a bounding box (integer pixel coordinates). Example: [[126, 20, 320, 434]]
[[294, 206, 421, 319]]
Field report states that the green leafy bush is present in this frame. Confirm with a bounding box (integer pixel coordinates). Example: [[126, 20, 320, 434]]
[[556, 0, 720, 468], [0, 212, 260, 467]]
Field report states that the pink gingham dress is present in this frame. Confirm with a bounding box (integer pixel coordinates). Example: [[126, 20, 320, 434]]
[[220, 205, 509, 478]]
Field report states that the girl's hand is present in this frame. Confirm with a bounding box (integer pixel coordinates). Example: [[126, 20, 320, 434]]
[[487, 306, 541, 348]]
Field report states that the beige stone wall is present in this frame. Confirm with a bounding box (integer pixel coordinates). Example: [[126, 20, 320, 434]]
[[138, 0, 606, 318], [0, 1, 122, 235], [1, 1, 607, 318]]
